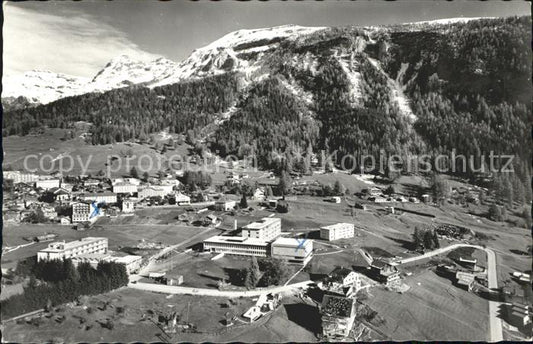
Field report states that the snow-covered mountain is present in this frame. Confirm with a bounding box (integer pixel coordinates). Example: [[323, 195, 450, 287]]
[[2, 55, 183, 105], [151, 24, 325, 87], [2, 70, 90, 105], [2, 25, 325, 106]]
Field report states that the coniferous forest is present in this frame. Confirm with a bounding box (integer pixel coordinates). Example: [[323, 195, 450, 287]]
[[2, 16, 531, 197]]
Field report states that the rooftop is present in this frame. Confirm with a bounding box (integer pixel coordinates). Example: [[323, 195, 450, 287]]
[[330, 266, 354, 280], [40, 237, 108, 253], [110, 255, 142, 264], [272, 237, 312, 248], [204, 235, 270, 246], [321, 295, 354, 318], [82, 192, 117, 197], [244, 217, 280, 230], [321, 223, 353, 230]]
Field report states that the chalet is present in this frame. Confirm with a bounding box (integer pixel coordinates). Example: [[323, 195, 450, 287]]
[[175, 193, 191, 205], [320, 295, 357, 338], [328, 267, 361, 288], [214, 199, 236, 211], [321, 267, 362, 297], [60, 217, 71, 225], [49, 187, 71, 202], [165, 275, 184, 286], [253, 187, 266, 201], [369, 187, 381, 196], [455, 271, 476, 291], [369, 260, 401, 286], [40, 205, 58, 220]]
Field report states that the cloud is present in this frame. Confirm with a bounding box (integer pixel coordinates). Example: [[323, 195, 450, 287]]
[[2, 3, 160, 77]]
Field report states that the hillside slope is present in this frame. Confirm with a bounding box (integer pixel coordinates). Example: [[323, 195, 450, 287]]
[[2, 18, 531, 186]]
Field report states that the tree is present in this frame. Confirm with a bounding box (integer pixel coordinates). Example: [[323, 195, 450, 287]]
[[384, 185, 396, 195], [246, 257, 261, 289], [432, 174, 450, 205], [130, 167, 139, 179], [142, 171, 150, 182], [3, 179, 14, 193], [25, 210, 47, 224], [278, 171, 292, 196], [257, 258, 290, 286], [240, 193, 248, 208], [522, 208, 531, 229], [276, 200, 290, 213], [412, 227, 423, 249], [488, 204, 504, 222], [333, 180, 346, 195]]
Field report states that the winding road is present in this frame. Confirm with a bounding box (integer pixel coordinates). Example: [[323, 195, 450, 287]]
[[128, 280, 313, 298], [398, 243, 503, 342], [131, 241, 503, 341]]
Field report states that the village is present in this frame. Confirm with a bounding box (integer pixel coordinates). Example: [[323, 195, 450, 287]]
[[2, 161, 532, 342]]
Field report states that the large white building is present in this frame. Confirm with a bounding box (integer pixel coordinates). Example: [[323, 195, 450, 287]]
[[138, 186, 171, 199], [241, 217, 281, 242], [203, 236, 270, 257], [112, 182, 138, 194], [271, 237, 313, 266], [112, 177, 141, 186], [72, 202, 91, 223], [35, 179, 61, 190], [3, 171, 40, 184], [320, 223, 355, 241], [71, 253, 142, 274], [80, 192, 117, 204], [37, 237, 108, 262]]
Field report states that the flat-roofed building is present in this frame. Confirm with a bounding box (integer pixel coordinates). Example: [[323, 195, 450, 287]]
[[80, 192, 117, 204], [112, 177, 141, 186], [109, 255, 143, 274], [138, 186, 169, 199], [112, 182, 138, 194], [271, 237, 313, 266], [241, 217, 281, 242], [72, 253, 142, 274], [203, 236, 270, 257], [320, 223, 355, 241], [121, 200, 135, 213], [37, 237, 108, 262], [3, 171, 40, 184], [71, 252, 113, 268], [35, 179, 60, 190], [72, 202, 91, 223]]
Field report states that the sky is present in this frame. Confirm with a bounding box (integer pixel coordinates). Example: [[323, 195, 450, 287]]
[[3, 0, 530, 77]]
